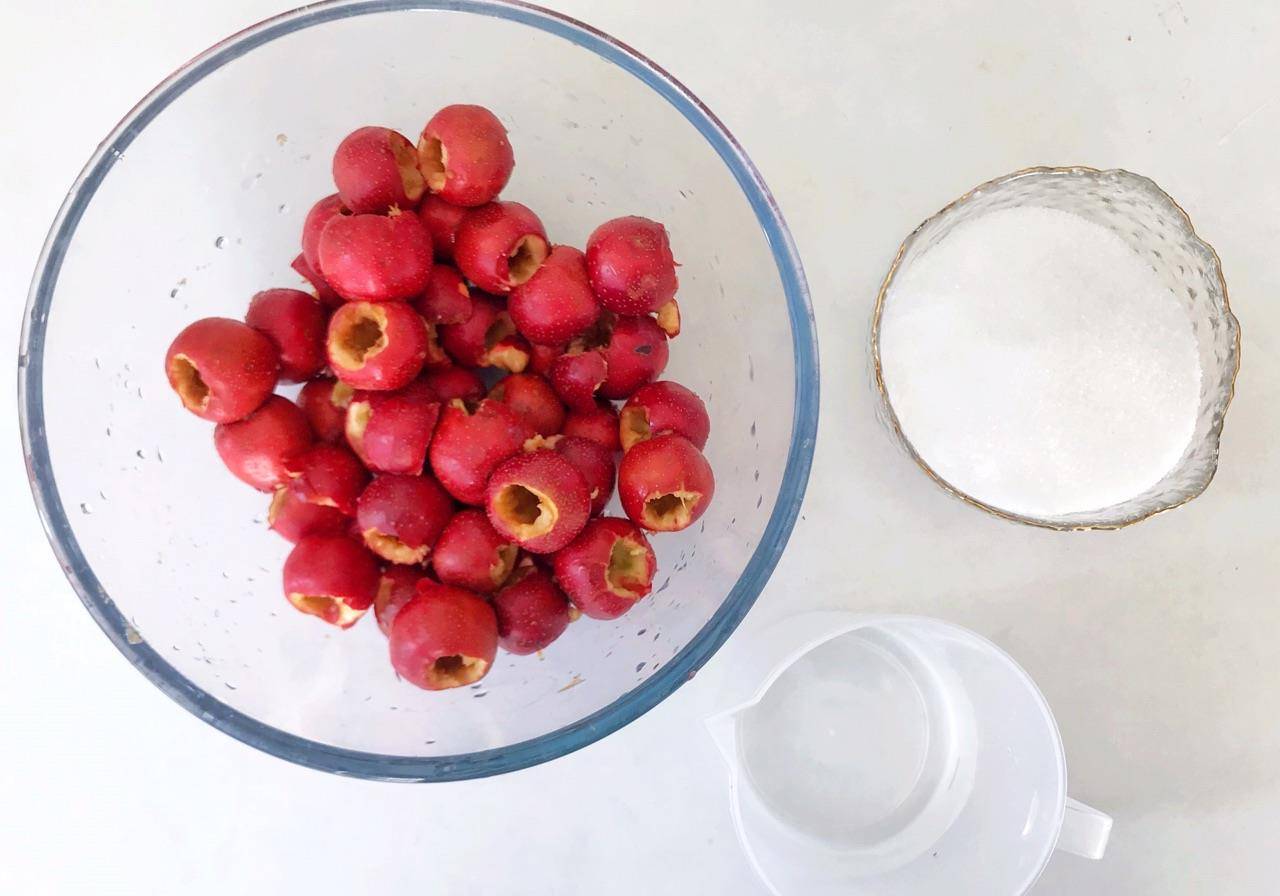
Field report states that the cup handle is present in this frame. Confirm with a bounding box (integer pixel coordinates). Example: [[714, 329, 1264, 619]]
[[1057, 797, 1112, 860]]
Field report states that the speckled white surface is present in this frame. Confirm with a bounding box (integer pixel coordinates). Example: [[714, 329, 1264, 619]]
[[4, 1, 1279, 893]]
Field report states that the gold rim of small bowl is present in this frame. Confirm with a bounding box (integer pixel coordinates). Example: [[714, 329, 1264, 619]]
[[870, 166, 1242, 532]]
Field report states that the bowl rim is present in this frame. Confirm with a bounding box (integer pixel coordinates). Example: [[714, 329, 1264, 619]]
[[17, 0, 820, 781], [870, 164, 1241, 531]]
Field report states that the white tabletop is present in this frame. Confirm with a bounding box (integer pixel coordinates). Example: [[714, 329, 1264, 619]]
[[4, 1, 1278, 892]]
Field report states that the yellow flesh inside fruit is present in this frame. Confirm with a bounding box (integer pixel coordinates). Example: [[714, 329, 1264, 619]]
[[494, 483, 558, 540], [391, 133, 426, 201], [427, 654, 488, 689], [330, 381, 355, 408], [507, 236, 548, 286], [345, 400, 372, 447], [490, 543, 519, 587], [618, 406, 651, 451], [267, 487, 288, 524], [364, 529, 429, 565], [643, 490, 701, 530], [288, 593, 364, 627], [332, 307, 387, 370], [484, 314, 516, 348], [485, 343, 529, 373], [605, 538, 650, 598], [170, 354, 210, 411], [420, 137, 446, 191], [481, 315, 528, 372], [655, 299, 681, 336], [522, 434, 561, 452]]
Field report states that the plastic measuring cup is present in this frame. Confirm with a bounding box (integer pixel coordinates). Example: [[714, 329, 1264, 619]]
[[706, 612, 1110, 895]]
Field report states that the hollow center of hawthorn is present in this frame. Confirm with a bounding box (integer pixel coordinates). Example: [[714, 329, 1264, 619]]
[[644, 490, 701, 530], [333, 309, 387, 369], [294, 595, 334, 617], [482, 316, 526, 373], [364, 529, 428, 565], [655, 299, 681, 336], [345, 400, 371, 444], [507, 235, 549, 286], [419, 137, 447, 191], [494, 483, 558, 539], [290, 593, 363, 627], [486, 341, 528, 373], [169, 354, 209, 410], [490, 543, 520, 587], [390, 132, 426, 202], [605, 538, 651, 598], [486, 322, 532, 371], [427, 654, 488, 688], [330, 380, 355, 409], [267, 487, 289, 524], [483, 314, 516, 349], [618, 407, 651, 451], [423, 320, 447, 364]]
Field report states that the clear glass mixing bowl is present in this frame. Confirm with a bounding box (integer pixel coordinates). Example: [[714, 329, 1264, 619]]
[[18, 0, 818, 780]]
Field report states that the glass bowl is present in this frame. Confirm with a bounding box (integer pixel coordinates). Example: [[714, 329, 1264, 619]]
[[18, 0, 818, 781], [873, 166, 1239, 530]]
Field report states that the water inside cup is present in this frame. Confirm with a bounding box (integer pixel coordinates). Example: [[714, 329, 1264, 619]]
[[717, 617, 1075, 895], [737, 626, 974, 863]]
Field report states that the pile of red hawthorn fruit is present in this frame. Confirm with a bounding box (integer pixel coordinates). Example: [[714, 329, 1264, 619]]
[[163, 105, 714, 691]]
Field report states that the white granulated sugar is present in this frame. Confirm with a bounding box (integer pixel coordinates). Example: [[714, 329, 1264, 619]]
[[878, 205, 1202, 519]]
